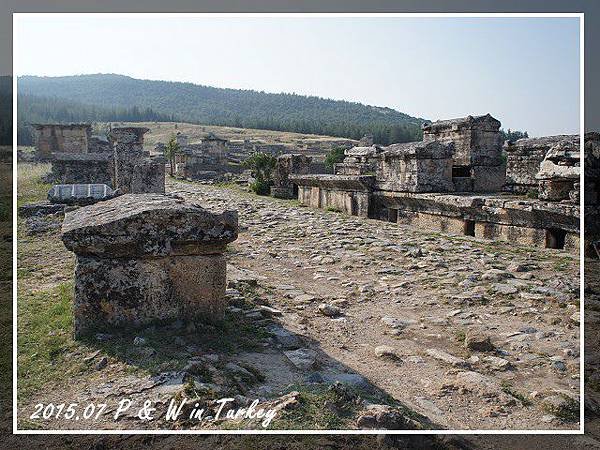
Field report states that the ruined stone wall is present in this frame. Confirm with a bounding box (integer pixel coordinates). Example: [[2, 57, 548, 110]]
[[88, 136, 112, 154], [372, 191, 579, 254], [297, 185, 370, 217], [34, 124, 92, 159], [504, 135, 577, 194], [292, 174, 374, 217], [272, 154, 312, 199]]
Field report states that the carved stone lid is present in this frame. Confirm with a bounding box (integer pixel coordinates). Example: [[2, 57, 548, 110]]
[[62, 194, 238, 257]]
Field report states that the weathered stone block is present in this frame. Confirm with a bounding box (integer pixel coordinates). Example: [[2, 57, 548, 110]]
[[131, 158, 166, 194], [272, 154, 312, 199], [472, 165, 506, 192], [110, 127, 165, 194], [376, 141, 454, 193], [72, 254, 226, 336], [49, 153, 114, 186], [48, 183, 117, 206], [61, 194, 238, 337]]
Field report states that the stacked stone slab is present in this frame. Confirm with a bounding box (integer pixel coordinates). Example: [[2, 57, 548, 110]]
[[504, 135, 578, 195], [271, 154, 312, 198], [334, 146, 381, 175], [33, 123, 115, 186], [49, 152, 114, 186], [61, 194, 238, 338], [536, 138, 580, 201], [110, 127, 165, 194], [422, 114, 505, 192], [375, 141, 454, 193]]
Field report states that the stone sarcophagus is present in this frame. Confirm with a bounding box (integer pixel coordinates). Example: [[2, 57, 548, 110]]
[[375, 141, 454, 193], [61, 194, 238, 338]]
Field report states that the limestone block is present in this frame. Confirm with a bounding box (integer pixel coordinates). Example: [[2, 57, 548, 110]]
[[48, 183, 117, 205], [472, 165, 506, 192], [61, 194, 238, 337], [72, 254, 226, 337]]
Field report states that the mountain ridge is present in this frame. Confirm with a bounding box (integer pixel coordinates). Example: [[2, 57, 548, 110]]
[[17, 74, 427, 145]]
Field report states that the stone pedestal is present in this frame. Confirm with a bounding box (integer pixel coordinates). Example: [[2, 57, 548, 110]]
[[61, 194, 238, 338], [110, 127, 165, 194]]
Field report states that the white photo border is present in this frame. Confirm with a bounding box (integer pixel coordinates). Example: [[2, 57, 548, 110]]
[[12, 11, 586, 435]]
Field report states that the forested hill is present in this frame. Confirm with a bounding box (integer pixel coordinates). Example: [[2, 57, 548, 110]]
[[18, 74, 427, 145], [16, 93, 175, 145]]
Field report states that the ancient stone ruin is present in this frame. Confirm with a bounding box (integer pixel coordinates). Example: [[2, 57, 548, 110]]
[[422, 114, 505, 192], [61, 194, 238, 338], [33, 123, 114, 185], [174, 132, 239, 180], [271, 154, 312, 199], [536, 137, 580, 202], [48, 183, 118, 206], [33, 123, 166, 194], [110, 126, 165, 194], [504, 135, 579, 196], [290, 114, 581, 253], [33, 123, 93, 159]]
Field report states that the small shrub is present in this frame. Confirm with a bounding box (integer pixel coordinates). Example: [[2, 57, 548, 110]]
[[249, 179, 271, 196]]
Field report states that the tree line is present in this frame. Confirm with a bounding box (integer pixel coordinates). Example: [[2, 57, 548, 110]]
[[16, 94, 176, 145], [18, 74, 427, 145]]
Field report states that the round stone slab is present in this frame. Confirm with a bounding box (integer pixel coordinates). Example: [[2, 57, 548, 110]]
[[61, 193, 238, 257]]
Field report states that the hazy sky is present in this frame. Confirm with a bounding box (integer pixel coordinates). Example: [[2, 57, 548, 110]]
[[14, 15, 580, 136]]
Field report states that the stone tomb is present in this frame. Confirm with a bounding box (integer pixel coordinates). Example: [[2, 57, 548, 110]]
[[503, 135, 577, 195], [110, 127, 166, 194], [536, 138, 580, 202], [61, 194, 238, 338], [48, 183, 117, 206], [422, 114, 505, 192]]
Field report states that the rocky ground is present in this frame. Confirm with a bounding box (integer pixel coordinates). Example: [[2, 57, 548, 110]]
[[169, 180, 582, 431], [14, 173, 586, 439]]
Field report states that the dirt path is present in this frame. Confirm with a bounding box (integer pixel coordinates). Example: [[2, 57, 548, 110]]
[[171, 180, 581, 431]]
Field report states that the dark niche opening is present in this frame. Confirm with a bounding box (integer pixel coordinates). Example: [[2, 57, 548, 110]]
[[464, 220, 475, 236], [452, 166, 472, 178], [545, 228, 566, 249]]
